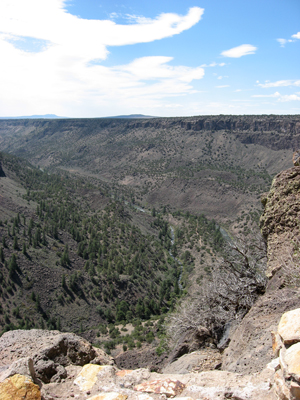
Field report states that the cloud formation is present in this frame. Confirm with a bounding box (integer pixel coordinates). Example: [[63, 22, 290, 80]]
[[257, 80, 300, 88], [0, 0, 205, 116], [252, 92, 300, 102], [277, 31, 300, 47], [221, 44, 257, 58]]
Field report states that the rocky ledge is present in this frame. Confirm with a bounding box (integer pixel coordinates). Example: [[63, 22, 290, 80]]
[[0, 327, 281, 400], [4, 311, 300, 400]]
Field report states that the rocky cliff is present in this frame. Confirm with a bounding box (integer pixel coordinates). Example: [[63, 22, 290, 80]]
[[260, 166, 300, 278], [1, 115, 300, 151], [221, 163, 300, 377]]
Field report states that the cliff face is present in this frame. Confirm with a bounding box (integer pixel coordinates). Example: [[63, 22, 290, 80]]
[[260, 166, 300, 277], [221, 165, 300, 375], [0, 115, 300, 151]]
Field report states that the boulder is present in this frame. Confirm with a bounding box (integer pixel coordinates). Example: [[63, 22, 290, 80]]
[[0, 329, 113, 383], [278, 308, 300, 344], [74, 364, 114, 391], [0, 357, 35, 383], [115, 368, 150, 388], [162, 349, 221, 375], [0, 374, 41, 400], [283, 342, 300, 381]]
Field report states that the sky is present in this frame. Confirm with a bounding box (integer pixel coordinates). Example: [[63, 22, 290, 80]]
[[0, 0, 299, 118]]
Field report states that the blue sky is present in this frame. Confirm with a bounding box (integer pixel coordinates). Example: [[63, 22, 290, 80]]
[[0, 0, 299, 117]]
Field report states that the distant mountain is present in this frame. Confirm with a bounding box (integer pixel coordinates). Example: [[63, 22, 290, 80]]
[[0, 114, 155, 120], [104, 114, 156, 119], [0, 114, 66, 119]]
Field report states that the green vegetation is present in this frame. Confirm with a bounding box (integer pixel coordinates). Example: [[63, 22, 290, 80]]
[[0, 152, 183, 336]]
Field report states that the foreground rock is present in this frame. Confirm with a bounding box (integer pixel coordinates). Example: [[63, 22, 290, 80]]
[[0, 329, 113, 384], [271, 308, 300, 399], [0, 328, 278, 400], [0, 374, 41, 400]]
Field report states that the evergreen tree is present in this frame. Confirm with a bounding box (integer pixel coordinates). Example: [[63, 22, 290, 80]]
[[61, 245, 70, 267], [0, 247, 4, 262], [13, 235, 19, 250], [9, 254, 17, 278]]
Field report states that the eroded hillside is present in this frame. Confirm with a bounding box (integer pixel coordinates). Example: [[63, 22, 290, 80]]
[[0, 115, 299, 230]]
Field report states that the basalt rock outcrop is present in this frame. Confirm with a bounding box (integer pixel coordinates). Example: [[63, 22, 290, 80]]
[[260, 166, 300, 278], [221, 164, 300, 375], [0, 329, 113, 384]]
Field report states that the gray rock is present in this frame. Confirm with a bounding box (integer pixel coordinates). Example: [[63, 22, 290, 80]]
[[0, 329, 113, 383], [221, 288, 300, 375], [0, 357, 35, 382]]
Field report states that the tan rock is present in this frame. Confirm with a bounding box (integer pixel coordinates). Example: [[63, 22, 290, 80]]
[[173, 398, 194, 400], [135, 395, 154, 400], [87, 393, 127, 400], [0, 374, 41, 400], [74, 364, 109, 391], [134, 378, 185, 397], [293, 151, 300, 166], [274, 370, 290, 400], [271, 331, 283, 357], [278, 309, 300, 344], [291, 381, 300, 400], [116, 368, 150, 389], [284, 342, 300, 380], [116, 370, 133, 377]]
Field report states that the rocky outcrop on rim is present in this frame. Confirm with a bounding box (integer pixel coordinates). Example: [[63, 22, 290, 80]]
[[260, 166, 300, 278], [0, 328, 277, 400], [220, 164, 300, 376]]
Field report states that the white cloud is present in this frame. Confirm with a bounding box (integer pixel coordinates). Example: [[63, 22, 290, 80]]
[[276, 32, 300, 46], [0, 0, 205, 116], [252, 92, 281, 98], [277, 38, 287, 47], [257, 80, 300, 88], [292, 32, 300, 40], [0, 2, 204, 59], [278, 94, 300, 102], [221, 44, 257, 58], [252, 92, 300, 102], [120, 56, 204, 82], [200, 62, 226, 68]]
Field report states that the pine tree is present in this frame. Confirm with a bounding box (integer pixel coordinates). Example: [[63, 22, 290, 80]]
[[0, 247, 4, 262], [9, 254, 17, 278], [61, 245, 70, 267], [13, 235, 19, 250]]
